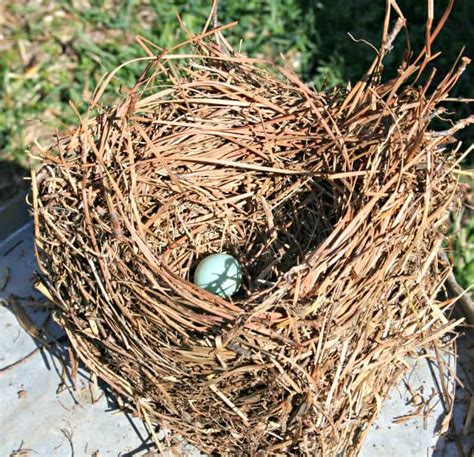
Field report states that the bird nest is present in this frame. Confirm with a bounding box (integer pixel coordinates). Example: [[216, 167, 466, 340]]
[[32, 5, 470, 456]]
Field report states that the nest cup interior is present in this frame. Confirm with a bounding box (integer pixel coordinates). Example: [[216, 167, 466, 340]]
[[145, 162, 340, 301]]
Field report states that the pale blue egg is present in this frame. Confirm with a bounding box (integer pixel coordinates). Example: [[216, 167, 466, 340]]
[[193, 253, 242, 298]]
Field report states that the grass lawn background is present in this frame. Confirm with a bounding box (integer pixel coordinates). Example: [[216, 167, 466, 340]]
[[0, 0, 472, 288]]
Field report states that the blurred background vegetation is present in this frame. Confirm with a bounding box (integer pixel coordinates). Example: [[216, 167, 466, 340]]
[[0, 0, 472, 288]]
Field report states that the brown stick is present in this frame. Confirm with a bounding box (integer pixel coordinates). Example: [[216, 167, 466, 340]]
[[445, 273, 474, 325]]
